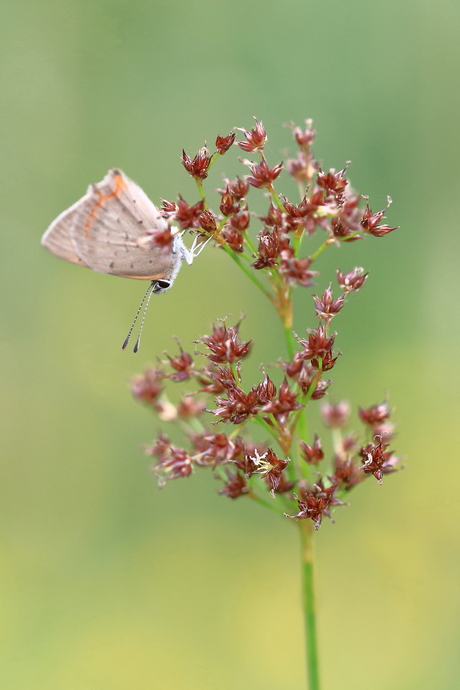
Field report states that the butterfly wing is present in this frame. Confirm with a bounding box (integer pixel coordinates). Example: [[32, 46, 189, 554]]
[[41, 195, 91, 267], [71, 169, 180, 280]]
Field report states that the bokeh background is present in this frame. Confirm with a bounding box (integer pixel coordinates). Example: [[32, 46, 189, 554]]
[[1, 0, 459, 688]]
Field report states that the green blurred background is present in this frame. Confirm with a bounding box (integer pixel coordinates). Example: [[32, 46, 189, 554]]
[[1, 0, 459, 688]]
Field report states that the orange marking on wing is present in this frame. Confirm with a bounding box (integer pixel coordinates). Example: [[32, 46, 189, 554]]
[[83, 173, 128, 233], [115, 272, 168, 281]]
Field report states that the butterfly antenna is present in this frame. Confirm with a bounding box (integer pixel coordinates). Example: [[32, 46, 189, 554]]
[[122, 282, 155, 350], [132, 283, 156, 353]]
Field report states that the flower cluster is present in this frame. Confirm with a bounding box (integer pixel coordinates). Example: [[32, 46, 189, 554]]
[[132, 319, 400, 528], [131, 118, 401, 529]]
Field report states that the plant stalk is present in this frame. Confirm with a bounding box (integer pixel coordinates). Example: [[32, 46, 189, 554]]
[[298, 519, 320, 690]]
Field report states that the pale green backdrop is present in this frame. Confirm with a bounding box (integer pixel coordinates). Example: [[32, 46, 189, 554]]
[[1, 0, 459, 688]]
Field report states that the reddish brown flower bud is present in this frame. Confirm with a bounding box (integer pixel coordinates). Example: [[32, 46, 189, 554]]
[[225, 176, 250, 200], [331, 218, 363, 241], [291, 360, 331, 397], [337, 267, 368, 292], [285, 479, 344, 529], [261, 379, 303, 422], [198, 321, 251, 364], [260, 203, 286, 230], [212, 372, 276, 425], [177, 395, 205, 419], [219, 191, 239, 217], [296, 325, 338, 371], [143, 225, 175, 251], [358, 401, 392, 427], [244, 448, 291, 496], [316, 165, 349, 198], [360, 198, 398, 237], [331, 456, 363, 491], [372, 422, 395, 442], [182, 147, 212, 180], [145, 432, 171, 457], [267, 473, 295, 494], [198, 210, 218, 234], [145, 439, 193, 485], [313, 285, 346, 324], [194, 364, 226, 395], [286, 151, 316, 185], [168, 195, 205, 230], [222, 224, 244, 252], [131, 368, 164, 405], [232, 448, 262, 478], [245, 158, 283, 189], [218, 470, 249, 498], [237, 118, 267, 153], [229, 204, 250, 231], [343, 433, 358, 453], [358, 437, 400, 484], [300, 434, 324, 465], [280, 252, 317, 287], [321, 401, 350, 428], [192, 432, 239, 466], [215, 131, 236, 154], [252, 228, 288, 269], [284, 353, 304, 379], [164, 344, 194, 382], [160, 199, 178, 218], [209, 364, 239, 391], [255, 372, 277, 403], [292, 119, 316, 150]]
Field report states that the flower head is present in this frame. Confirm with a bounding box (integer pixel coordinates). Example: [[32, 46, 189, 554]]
[[358, 437, 400, 483], [215, 131, 236, 155], [237, 118, 267, 153], [285, 480, 345, 529], [182, 147, 212, 180], [197, 321, 251, 364]]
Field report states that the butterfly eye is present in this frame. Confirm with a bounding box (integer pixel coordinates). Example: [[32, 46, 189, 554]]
[[153, 280, 171, 293]]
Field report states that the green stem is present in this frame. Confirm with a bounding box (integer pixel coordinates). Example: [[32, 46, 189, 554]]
[[293, 230, 305, 257], [309, 238, 330, 262], [242, 230, 258, 256], [283, 321, 296, 360], [250, 415, 279, 443], [221, 244, 274, 302], [208, 152, 221, 170], [195, 179, 208, 209], [298, 520, 320, 690], [268, 184, 285, 211], [248, 489, 284, 514]]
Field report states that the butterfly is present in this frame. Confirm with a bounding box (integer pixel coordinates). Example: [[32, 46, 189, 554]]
[[42, 168, 207, 351]]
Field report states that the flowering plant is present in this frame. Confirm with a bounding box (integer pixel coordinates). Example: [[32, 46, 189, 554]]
[[131, 118, 400, 689]]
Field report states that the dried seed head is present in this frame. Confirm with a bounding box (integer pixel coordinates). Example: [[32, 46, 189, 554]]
[[358, 401, 393, 427], [285, 479, 344, 529], [198, 321, 251, 364], [300, 435, 324, 465], [358, 437, 400, 484], [215, 131, 236, 154], [198, 210, 218, 234], [321, 401, 350, 428], [313, 284, 346, 324], [237, 118, 267, 153], [131, 368, 164, 405], [218, 470, 249, 498], [164, 195, 205, 230], [337, 267, 368, 292], [222, 224, 245, 252], [245, 158, 283, 189], [182, 146, 212, 180], [360, 197, 398, 237]]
